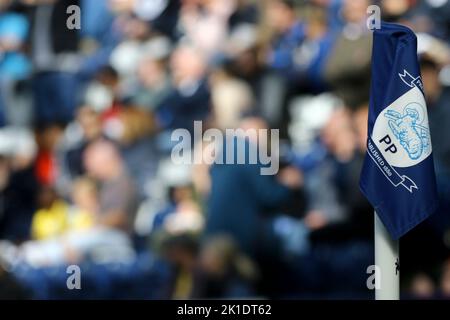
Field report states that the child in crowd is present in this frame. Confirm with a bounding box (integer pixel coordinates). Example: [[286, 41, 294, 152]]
[[31, 178, 97, 240]]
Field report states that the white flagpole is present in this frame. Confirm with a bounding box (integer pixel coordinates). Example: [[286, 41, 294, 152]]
[[375, 212, 400, 300]]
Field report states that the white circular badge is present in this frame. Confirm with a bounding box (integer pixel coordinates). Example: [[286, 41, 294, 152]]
[[372, 86, 432, 168]]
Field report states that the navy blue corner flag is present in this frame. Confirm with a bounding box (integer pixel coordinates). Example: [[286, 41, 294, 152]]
[[360, 22, 439, 239]]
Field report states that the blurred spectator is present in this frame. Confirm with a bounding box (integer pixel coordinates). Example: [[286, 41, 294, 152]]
[[324, 0, 372, 109], [422, 57, 450, 175], [151, 178, 203, 236], [84, 65, 120, 114], [192, 235, 258, 298], [30, 177, 95, 241], [228, 0, 259, 30], [83, 139, 139, 233], [420, 56, 450, 238], [210, 76, 254, 130], [0, 127, 38, 241], [31, 186, 70, 240], [0, 6, 31, 126], [130, 36, 172, 111], [205, 116, 303, 257], [291, 4, 334, 92], [34, 123, 64, 185], [55, 106, 103, 197], [160, 233, 199, 299], [178, 0, 235, 59], [265, 0, 305, 72], [224, 23, 285, 127], [155, 43, 211, 145], [408, 272, 436, 299], [26, 0, 82, 125]]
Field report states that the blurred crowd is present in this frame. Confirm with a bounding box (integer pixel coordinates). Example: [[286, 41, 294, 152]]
[[0, 0, 449, 299]]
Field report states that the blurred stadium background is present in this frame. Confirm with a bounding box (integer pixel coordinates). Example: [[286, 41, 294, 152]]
[[0, 0, 449, 300]]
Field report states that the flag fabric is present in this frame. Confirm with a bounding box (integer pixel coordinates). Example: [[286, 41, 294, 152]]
[[360, 22, 439, 239]]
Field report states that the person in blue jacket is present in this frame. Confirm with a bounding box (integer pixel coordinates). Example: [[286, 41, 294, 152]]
[[205, 116, 303, 257]]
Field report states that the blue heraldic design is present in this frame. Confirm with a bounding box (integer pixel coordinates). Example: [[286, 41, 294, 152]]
[[359, 22, 439, 239], [384, 104, 431, 160]]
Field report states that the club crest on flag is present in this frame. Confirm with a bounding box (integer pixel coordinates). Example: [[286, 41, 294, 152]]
[[367, 71, 433, 194], [372, 72, 432, 167]]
